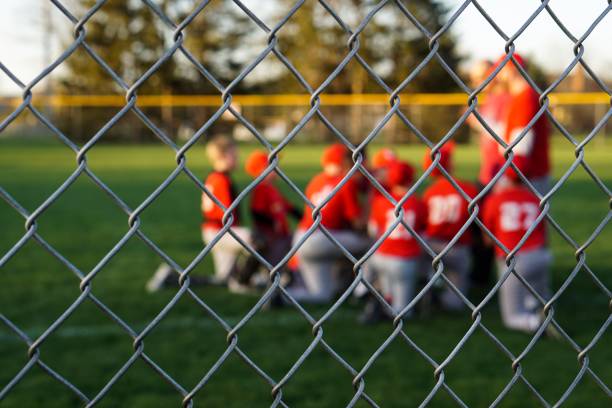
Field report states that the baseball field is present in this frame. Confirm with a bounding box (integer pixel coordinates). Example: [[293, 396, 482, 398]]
[[0, 138, 610, 407]]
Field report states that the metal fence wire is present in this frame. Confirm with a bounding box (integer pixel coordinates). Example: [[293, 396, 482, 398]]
[[1, 0, 611, 407]]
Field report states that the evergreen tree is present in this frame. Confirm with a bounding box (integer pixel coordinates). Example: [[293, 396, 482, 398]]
[[264, 0, 462, 142], [58, 1, 255, 140], [269, 0, 462, 93]]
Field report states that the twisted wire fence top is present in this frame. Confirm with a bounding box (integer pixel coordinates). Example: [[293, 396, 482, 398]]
[[0, 0, 610, 407]]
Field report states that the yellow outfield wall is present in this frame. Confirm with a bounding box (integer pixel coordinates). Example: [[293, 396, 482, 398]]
[[0, 92, 609, 108]]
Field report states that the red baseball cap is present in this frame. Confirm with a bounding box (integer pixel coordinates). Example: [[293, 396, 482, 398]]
[[423, 141, 455, 177], [321, 143, 349, 167], [371, 148, 397, 170], [245, 150, 269, 178], [387, 160, 415, 188]]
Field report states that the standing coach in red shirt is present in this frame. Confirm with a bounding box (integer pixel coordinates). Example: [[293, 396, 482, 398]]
[[497, 54, 551, 196]]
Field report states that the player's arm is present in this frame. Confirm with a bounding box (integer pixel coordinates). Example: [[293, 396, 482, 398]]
[[343, 182, 366, 231], [201, 190, 210, 214], [251, 211, 275, 225], [416, 198, 428, 234], [289, 206, 303, 220], [284, 197, 303, 220], [250, 187, 274, 226], [367, 198, 382, 238]]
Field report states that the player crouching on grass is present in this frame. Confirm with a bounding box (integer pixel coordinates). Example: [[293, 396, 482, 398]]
[[243, 150, 302, 281], [482, 158, 555, 335], [199, 134, 254, 292], [288, 143, 370, 304], [146, 134, 252, 293], [422, 142, 478, 311], [496, 53, 551, 196], [360, 160, 427, 323], [352, 147, 399, 301]]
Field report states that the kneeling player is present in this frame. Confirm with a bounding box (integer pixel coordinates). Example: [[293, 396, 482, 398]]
[[146, 134, 251, 292], [422, 142, 478, 311], [482, 159, 553, 333], [352, 147, 398, 300], [363, 160, 426, 322], [200, 135, 252, 290], [290, 144, 370, 303], [245, 150, 302, 272]]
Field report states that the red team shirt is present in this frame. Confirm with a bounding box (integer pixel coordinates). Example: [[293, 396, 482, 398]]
[[423, 178, 478, 244], [202, 171, 239, 229], [368, 193, 426, 258], [482, 185, 546, 257], [251, 181, 293, 236], [299, 172, 361, 230], [479, 92, 510, 185], [502, 87, 550, 179]]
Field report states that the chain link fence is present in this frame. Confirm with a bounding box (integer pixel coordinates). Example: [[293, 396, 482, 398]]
[[1, 0, 610, 406]]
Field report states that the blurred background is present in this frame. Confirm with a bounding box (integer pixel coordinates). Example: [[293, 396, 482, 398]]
[[0, 0, 610, 144]]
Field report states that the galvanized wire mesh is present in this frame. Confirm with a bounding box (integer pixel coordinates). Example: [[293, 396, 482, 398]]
[[0, 0, 610, 407]]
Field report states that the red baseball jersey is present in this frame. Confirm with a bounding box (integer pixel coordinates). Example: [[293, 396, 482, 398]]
[[201, 171, 239, 229], [299, 172, 361, 230], [502, 87, 550, 179], [250, 181, 292, 236], [479, 92, 510, 185], [482, 185, 546, 257], [423, 178, 478, 244], [368, 192, 426, 258]]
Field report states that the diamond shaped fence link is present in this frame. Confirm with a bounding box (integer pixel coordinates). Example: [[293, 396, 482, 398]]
[[0, 0, 610, 406]]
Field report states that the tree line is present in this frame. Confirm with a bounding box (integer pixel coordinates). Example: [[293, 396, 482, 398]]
[[57, 0, 462, 142]]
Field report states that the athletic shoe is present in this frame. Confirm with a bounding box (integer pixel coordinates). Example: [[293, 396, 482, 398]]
[[227, 277, 254, 294], [358, 297, 391, 325], [251, 271, 269, 289], [197, 275, 227, 286], [146, 263, 176, 292]]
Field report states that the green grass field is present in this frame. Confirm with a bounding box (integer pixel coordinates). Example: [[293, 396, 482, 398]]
[[0, 138, 610, 407]]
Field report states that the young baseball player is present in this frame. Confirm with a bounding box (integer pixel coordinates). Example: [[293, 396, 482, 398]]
[[200, 135, 252, 289], [289, 143, 369, 303], [482, 158, 552, 333], [352, 147, 399, 300], [422, 142, 479, 311], [245, 150, 302, 267], [362, 160, 427, 322], [371, 148, 397, 188], [146, 134, 251, 292]]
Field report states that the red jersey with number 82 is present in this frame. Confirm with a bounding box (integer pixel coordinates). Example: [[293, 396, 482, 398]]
[[368, 193, 426, 258], [423, 178, 478, 244], [482, 186, 546, 257]]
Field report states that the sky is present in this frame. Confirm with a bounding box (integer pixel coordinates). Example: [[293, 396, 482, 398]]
[[0, 0, 610, 95]]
